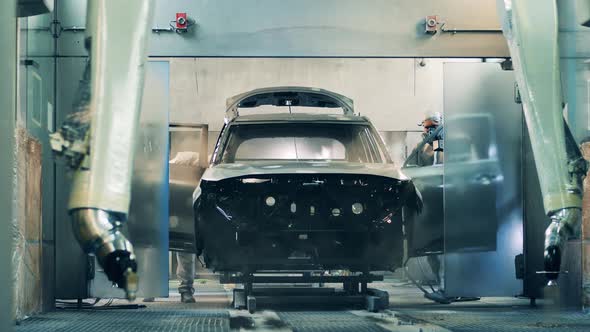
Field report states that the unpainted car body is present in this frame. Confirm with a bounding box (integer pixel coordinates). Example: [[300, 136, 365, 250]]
[[191, 87, 420, 274]]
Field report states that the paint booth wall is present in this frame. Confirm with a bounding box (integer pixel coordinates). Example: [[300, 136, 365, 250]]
[[168, 57, 449, 166]]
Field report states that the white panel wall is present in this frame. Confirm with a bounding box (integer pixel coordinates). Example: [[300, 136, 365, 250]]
[[57, 0, 508, 57], [169, 58, 445, 132]]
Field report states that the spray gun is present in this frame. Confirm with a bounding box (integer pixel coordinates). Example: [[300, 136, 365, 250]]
[[50, 0, 154, 300]]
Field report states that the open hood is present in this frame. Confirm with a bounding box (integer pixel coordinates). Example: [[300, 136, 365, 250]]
[[225, 86, 354, 121]]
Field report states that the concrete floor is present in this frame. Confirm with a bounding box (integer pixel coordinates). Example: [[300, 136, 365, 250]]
[[16, 278, 590, 332]]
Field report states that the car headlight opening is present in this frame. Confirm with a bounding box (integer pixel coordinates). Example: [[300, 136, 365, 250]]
[[352, 202, 364, 215], [265, 196, 276, 207]]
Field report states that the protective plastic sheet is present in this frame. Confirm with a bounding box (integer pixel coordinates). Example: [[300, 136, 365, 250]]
[[443, 62, 523, 297]]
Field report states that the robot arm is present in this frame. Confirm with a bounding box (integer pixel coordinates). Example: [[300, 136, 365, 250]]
[[50, 0, 154, 300], [497, 0, 586, 283]]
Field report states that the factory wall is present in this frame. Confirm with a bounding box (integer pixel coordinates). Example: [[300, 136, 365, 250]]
[[56, 0, 508, 58], [169, 58, 441, 131], [168, 57, 449, 166]]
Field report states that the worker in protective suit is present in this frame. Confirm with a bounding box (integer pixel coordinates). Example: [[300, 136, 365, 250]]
[[407, 112, 449, 303], [170, 152, 200, 303], [143, 252, 196, 303], [176, 252, 197, 303], [416, 112, 444, 166], [404, 112, 444, 168]]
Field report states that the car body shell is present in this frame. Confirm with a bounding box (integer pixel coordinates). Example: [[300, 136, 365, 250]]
[[189, 87, 420, 273]]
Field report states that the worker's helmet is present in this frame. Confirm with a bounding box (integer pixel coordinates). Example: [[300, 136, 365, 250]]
[[419, 111, 443, 127]]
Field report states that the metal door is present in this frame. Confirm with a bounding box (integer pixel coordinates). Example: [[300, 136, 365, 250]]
[[443, 62, 523, 297]]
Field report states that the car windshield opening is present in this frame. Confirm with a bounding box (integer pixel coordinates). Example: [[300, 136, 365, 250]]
[[218, 123, 388, 164]]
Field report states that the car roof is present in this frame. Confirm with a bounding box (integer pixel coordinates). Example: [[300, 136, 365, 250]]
[[230, 112, 370, 124]]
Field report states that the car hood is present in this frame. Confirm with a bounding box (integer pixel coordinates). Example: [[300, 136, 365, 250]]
[[201, 161, 406, 182]]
